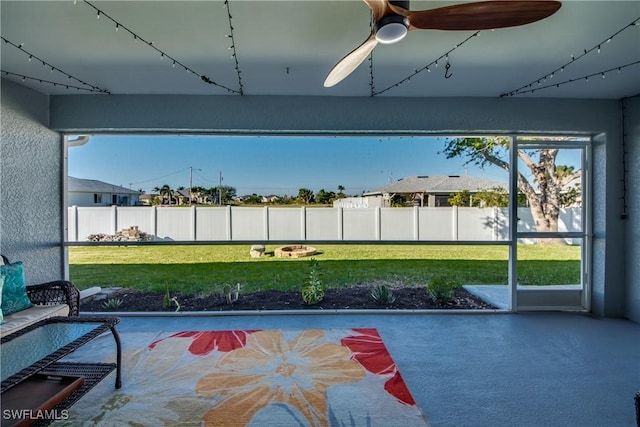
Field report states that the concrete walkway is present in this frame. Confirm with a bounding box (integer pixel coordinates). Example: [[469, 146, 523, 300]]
[[77, 312, 639, 427]]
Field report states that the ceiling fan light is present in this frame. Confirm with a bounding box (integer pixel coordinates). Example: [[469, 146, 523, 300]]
[[374, 15, 409, 44], [376, 23, 408, 44]]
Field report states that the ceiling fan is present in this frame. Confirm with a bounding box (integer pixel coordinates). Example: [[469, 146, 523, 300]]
[[323, 0, 562, 87]]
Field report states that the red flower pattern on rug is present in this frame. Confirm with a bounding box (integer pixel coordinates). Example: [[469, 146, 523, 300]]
[[149, 330, 259, 355], [341, 328, 416, 405]]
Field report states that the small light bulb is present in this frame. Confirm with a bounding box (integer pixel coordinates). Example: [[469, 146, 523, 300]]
[[115, 24, 119, 31], [601, 73, 605, 79], [97, 11, 100, 19]]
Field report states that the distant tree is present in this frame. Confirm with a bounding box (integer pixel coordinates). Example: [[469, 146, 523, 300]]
[[389, 194, 410, 207], [448, 190, 473, 207], [158, 184, 173, 205], [243, 194, 262, 204], [474, 187, 510, 207], [442, 137, 581, 233], [337, 185, 346, 199], [207, 185, 237, 205], [297, 188, 315, 204], [315, 189, 336, 204]]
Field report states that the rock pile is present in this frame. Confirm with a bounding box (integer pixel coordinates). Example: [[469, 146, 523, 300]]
[[87, 226, 153, 242]]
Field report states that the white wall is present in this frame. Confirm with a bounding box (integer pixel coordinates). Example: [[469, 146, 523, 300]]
[[0, 79, 64, 284]]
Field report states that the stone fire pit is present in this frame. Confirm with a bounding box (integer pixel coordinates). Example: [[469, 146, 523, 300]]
[[274, 245, 317, 258]]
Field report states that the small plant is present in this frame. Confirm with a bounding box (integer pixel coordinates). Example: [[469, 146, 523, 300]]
[[222, 283, 241, 305], [427, 277, 458, 303], [102, 297, 123, 309], [302, 258, 325, 305], [162, 284, 180, 311], [163, 283, 172, 309], [370, 285, 396, 305], [169, 296, 181, 312]]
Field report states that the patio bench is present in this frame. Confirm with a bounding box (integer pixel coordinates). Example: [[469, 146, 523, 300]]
[[1, 254, 80, 338]]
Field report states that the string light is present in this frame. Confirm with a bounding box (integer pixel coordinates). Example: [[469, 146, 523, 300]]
[[0, 36, 109, 93], [373, 31, 479, 96], [501, 60, 640, 96], [223, 0, 244, 95], [503, 16, 639, 97], [1, 70, 108, 93], [81, 0, 240, 94], [368, 10, 375, 96]]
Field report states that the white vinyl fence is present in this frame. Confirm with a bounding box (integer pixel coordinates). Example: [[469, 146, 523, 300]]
[[67, 206, 582, 243]]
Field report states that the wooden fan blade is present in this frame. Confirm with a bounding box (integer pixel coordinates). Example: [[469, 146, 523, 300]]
[[324, 34, 378, 87], [363, 0, 389, 22], [407, 1, 561, 31]]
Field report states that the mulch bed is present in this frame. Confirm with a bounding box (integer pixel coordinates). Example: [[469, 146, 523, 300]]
[[81, 286, 496, 312]]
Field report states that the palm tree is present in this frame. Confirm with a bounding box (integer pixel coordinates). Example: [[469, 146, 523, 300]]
[[159, 184, 173, 205]]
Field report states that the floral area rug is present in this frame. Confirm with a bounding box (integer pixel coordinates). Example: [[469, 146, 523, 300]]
[[54, 328, 430, 426]]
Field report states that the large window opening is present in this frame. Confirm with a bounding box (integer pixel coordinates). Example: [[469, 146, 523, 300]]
[[64, 134, 588, 313]]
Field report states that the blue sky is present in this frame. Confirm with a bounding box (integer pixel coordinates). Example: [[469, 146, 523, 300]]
[[67, 134, 510, 196]]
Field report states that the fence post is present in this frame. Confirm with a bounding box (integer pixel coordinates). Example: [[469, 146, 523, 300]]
[[111, 205, 117, 235], [191, 206, 197, 241], [150, 206, 157, 241], [338, 207, 344, 241], [226, 205, 232, 240], [493, 207, 498, 241], [68, 206, 78, 242], [375, 207, 381, 240], [452, 206, 458, 240], [264, 206, 269, 240], [300, 206, 306, 240], [413, 206, 419, 240]]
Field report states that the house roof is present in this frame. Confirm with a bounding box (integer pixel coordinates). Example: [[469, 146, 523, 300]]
[[68, 177, 141, 195], [368, 175, 507, 195]]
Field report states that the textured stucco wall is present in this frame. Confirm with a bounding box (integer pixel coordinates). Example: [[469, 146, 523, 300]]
[[623, 96, 640, 322], [0, 79, 64, 283]]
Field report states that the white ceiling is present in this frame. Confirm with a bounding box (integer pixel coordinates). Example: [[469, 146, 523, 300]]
[[1, 1, 639, 99]]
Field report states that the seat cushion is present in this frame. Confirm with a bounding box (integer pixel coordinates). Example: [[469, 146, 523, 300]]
[[0, 261, 34, 316], [0, 304, 70, 338]]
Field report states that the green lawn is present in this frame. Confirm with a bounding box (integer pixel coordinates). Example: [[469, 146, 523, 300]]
[[68, 244, 581, 295]]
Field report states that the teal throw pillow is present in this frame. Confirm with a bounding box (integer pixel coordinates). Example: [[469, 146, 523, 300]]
[[0, 261, 33, 316], [0, 274, 4, 323]]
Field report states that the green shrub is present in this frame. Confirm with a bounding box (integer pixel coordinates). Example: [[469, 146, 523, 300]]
[[427, 277, 458, 303], [370, 285, 396, 305], [222, 283, 241, 305], [102, 297, 123, 309], [302, 258, 325, 305]]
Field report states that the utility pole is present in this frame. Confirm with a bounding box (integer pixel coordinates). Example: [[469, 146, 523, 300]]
[[189, 166, 201, 206]]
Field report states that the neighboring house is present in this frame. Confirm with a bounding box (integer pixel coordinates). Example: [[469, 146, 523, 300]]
[[68, 177, 142, 206], [365, 175, 507, 207], [140, 194, 157, 206], [262, 195, 280, 203]]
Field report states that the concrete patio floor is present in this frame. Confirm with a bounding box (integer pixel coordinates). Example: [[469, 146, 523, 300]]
[[77, 311, 639, 427]]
